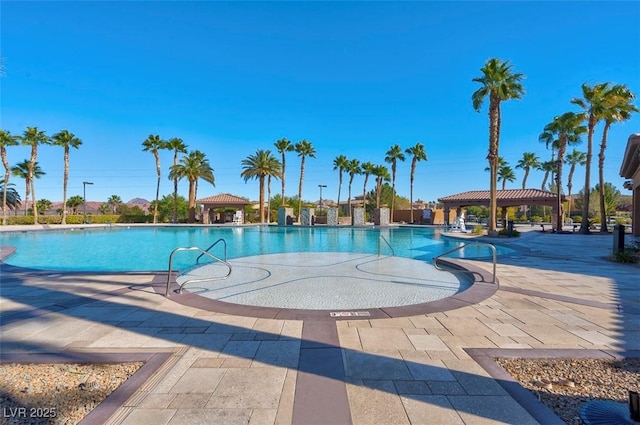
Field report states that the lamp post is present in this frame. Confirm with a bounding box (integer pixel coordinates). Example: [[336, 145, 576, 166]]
[[83, 181, 93, 224], [556, 159, 562, 233], [318, 184, 327, 212]]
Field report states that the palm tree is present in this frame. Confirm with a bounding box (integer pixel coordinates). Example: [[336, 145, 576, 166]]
[[539, 160, 556, 192], [384, 144, 406, 222], [274, 138, 294, 207], [0, 130, 19, 225], [240, 149, 282, 223], [107, 194, 122, 214], [515, 152, 540, 189], [360, 161, 376, 213], [19, 127, 50, 224], [472, 58, 525, 233], [0, 178, 21, 211], [333, 155, 349, 216], [571, 82, 617, 233], [345, 159, 360, 217], [67, 195, 84, 214], [12, 160, 45, 216], [165, 137, 188, 223], [169, 150, 215, 223], [294, 139, 316, 221], [37, 199, 52, 215], [142, 134, 166, 224], [566, 149, 587, 217], [498, 164, 516, 190], [595, 85, 638, 232], [51, 130, 83, 225], [405, 142, 427, 223], [372, 165, 390, 208], [539, 112, 587, 231]]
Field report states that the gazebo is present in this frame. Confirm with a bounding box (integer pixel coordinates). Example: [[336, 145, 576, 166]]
[[196, 193, 251, 224], [620, 133, 640, 236], [438, 189, 566, 228]]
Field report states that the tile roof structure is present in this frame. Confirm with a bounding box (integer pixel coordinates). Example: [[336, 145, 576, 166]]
[[438, 189, 564, 208], [196, 193, 251, 205]]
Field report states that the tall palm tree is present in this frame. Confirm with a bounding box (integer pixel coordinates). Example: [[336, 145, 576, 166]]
[[169, 150, 215, 223], [0, 178, 21, 211], [107, 194, 122, 214], [472, 58, 525, 233], [539, 160, 556, 192], [515, 152, 540, 189], [19, 127, 50, 224], [566, 149, 587, 216], [294, 139, 316, 221], [498, 164, 516, 190], [333, 155, 349, 216], [384, 144, 405, 222], [596, 85, 638, 232], [274, 138, 294, 207], [11, 160, 45, 216], [360, 161, 376, 213], [372, 164, 390, 208], [51, 130, 83, 224], [67, 195, 84, 214], [405, 142, 427, 223], [571, 82, 616, 233], [142, 134, 166, 224], [240, 149, 282, 223], [165, 137, 188, 223], [0, 130, 19, 225], [345, 159, 360, 217]]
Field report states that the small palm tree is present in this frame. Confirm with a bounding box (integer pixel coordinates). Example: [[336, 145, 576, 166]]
[[108, 194, 122, 214], [472, 58, 525, 233], [405, 142, 427, 223], [566, 149, 587, 216], [37, 199, 52, 215], [384, 144, 405, 222], [0, 178, 21, 211], [360, 161, 376, 212], [372, 165, 390, 208], [539, 160, 556, 192], [67, 195, 84, 214], [0, 130, 19, 225], [344, 159, 360, 218], [294, 139, 316, 221], [498, 165, 516, 190], [165, 137, 188, 224], [240, 149, 282, 223], [515, 152, 540, 189], [333, 155, 349, 216], [11, 160, 45, 216], [169, 150, 215, 223], [142, 134, 166, 224], [51, 130, 83, 224], [19, 127, 50, 224], [274, 138, 294, 207]]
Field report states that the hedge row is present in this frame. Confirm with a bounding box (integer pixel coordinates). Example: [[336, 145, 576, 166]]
[[1, 214, 153, 225]]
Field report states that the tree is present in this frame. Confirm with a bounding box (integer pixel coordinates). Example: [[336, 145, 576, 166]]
[[333, 155, 349, 216], [274, 138, 294, 207], [539, 160, 556, 192], [0, 130, 19, 225], [0, 178, 21, 211], [571, 83, 616, 233], [169, 150, 215, 223], [107, 195, 122, 214], [155, 194, 189, 222], [294, 139, 316, 222], [384, 144, 405, 222], [67, 195, 84, 214], [372, 164, 390, 208], [37, 199, 52, 215], [142, 134, 166, 224], [595, 85, 638, 232], [165, 137, 188, 224], [515, 152, 540, 189], [98, 203, 110, 215], [51, 130, 83, 224], [472, 58, 525, 233], [345, 159, 360, 217], [565, 149, 587, 216], [11, 160, 45, 216], [360, 161, 376, 213], [19, 127, 50, 224], [498, 164, 516, 190], [240, 149, 281, 223], [405, 142, 427, 223]]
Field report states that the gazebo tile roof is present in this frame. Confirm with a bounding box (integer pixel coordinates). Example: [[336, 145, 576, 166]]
[[438, 189, 558, 202], [196, 193, 251, 204]]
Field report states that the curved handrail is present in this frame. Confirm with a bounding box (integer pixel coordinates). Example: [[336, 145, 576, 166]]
[[378, 235, 395, 256], [165, 246, 232, 296], [196, 238, 227, 263], [432, 242, 497, 284]]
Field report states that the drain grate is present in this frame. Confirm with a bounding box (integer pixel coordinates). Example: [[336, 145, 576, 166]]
[[329, 311, 371, 317]]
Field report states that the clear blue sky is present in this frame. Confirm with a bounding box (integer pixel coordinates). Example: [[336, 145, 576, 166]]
[[2, 1, 639, 205]]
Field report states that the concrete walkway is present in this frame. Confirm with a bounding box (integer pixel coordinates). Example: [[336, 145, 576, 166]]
[[1, 226, 639, 424]]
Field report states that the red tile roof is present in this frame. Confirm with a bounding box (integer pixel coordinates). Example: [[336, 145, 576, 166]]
[[438, 189, 559, 202], [196, 193, 251, 205]]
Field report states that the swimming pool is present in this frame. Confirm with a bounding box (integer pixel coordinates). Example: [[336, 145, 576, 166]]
[[0, 225, 510, 272]]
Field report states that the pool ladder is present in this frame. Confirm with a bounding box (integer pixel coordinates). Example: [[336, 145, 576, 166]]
[[432, 242, 497, 284], [165, 238, 232, 296], [378, 235, 395, 256]]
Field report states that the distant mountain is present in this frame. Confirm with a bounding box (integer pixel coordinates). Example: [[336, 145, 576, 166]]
[[28, 198, 151, 215]]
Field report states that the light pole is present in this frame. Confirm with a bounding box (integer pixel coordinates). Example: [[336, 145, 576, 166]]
[[556, 159, 562, 233], [83, 181, 93, 224], [318, 184, 327, 212]]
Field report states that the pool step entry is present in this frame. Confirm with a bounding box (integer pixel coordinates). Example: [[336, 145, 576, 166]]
[[433, 242, 497, 284]]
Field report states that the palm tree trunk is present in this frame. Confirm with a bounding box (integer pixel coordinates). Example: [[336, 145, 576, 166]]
[[61, 147, 69, 224], [29, 147, 39, 224], [267, 175, 272, 223], [579, 117, 596, 234], [487, 97, 500, 233], [173, 152, 179, 224], [598, 122, 611, 233], [337, 173, 342, 217], [409, 161, 415, 223], [2, 171, 8, 225], [188, 179, 196, 223], [259, 175, 265, 223], [153, 155, 161, 224], [281, 154, 286, 207], [297, 157, 305, 222], [390, 165, 396, 222]]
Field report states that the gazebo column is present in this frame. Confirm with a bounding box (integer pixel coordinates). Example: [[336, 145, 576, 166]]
[[203, 207, 211, 224], [444, 205, 450, 226]]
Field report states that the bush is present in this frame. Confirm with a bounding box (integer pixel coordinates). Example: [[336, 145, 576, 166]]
[[498, 228, 520, 237], [530, 216, 542, 223], [473, 225, 483, 235], [614, 249, 639, 263]]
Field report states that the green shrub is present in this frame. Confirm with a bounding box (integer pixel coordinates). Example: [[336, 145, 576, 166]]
[[614, 249, 639, 263], [473, 225, 483, 235], [498, 228, 520, 237], [530, 216, 542, 223]]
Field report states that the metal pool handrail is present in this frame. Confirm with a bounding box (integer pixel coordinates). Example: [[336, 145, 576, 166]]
[[165, 246, 232, 296], [196, 238, 227, 263], [432, 242, 497, 284], [378, 235, 395, 256]]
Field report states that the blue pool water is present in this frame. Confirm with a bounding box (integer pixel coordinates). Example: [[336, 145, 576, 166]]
[[0, 225, 511, 272]]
